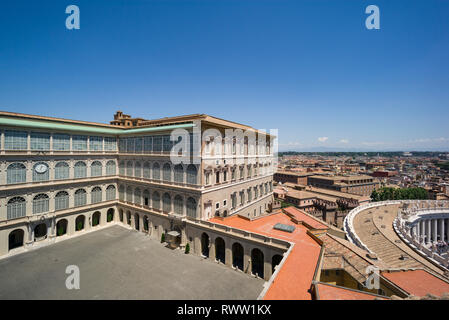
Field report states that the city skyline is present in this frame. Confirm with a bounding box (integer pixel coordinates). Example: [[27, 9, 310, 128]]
[[1, 1, 448, 151]]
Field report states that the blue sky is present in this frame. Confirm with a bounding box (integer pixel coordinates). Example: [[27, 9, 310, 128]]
[[0, 0, 448, 151]]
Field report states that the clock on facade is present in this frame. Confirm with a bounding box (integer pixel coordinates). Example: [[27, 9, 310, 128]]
[[34, 163, 48, 174]]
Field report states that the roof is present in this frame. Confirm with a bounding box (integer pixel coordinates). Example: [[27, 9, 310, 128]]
[[314, 282, 389, 300], [209, 212, 322, 300], [282, 207, 328, 230], [381, 269, 449, 297]]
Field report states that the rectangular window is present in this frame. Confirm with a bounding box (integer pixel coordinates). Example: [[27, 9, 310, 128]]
[[4, 130, 28, 150], [153, 136, 162, 152], [163, 135, 172, 152], [135, 137, 143, 153], [30, 132, 50, 150], [144, 136, 152, 153], [89, 136, 103, 151], [118, 138, 126, 152], [104, 137, 117, 151], [126, 138, 135, 153], [72, 135, 88, 151], [53, 134, 70, 151]]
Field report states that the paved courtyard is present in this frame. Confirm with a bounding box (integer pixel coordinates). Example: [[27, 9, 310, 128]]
[[0, 225, 264, 299]]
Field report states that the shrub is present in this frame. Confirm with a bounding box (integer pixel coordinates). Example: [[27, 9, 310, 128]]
[[161, 233, 165, 243], [185, 243, 190, 254]]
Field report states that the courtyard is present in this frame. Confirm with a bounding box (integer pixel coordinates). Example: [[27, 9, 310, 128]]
[[0, 225, 264, 299]]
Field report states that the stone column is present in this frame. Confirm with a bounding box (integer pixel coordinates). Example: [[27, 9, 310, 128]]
[[440, 219, 445, 242], [416, 222, 420, 239], [446, 219, 449, 243], [427, 219, 432, 244], [433, 219, 438, 243]]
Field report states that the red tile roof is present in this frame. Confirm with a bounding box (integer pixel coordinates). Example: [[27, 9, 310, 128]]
[[381, 269, 449, 297], [209, 212, 322, 300], [314, 282, 389, 300], [282, 206, 328, 230]]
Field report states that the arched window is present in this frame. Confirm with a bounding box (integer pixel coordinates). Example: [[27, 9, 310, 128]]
[[74, 189, 87, 206], [186, 197, 197, 218], [119, 161, 125, 175], [74, 161, 87, 178], [174, 164, 184, 183], [106, 160, 116, 175], [91, 161, 102, 177], [33, 193, 49, 214], [152, 191, 160, 210], [91, 187, 102, 204], [126, 186, 133, 202], [55, 191, 69, 211], [174, 195, 183, 215], [143, 189, 150, 206], [134, 162, 142, 177], [186, 165, 197, 185], [33, 162, 49, 182], [134, 188, 141, 205], [143, 162, 151, 179], [7, 162, 26, 184], [162, 193, 171, 212], [163, 163, 171, 182], [118, 185, 125, 201], [7, 197, 26, 219], [152, 162, 160, 180], [106, 185, 116, 201], [126, 161, 133, 176], [55, 162, 69, 180]]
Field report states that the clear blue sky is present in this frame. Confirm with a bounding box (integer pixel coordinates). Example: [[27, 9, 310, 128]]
[[1, 0, 448, 151]]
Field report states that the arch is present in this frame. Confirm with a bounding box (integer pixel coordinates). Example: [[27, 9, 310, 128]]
[[134, 161, 142, 177], [33, 193, 49, 214], [92, 211, 101, 227], [126, 211, 131, 225], [91, 186, 102, 204], [7, 196, 26, 219], [56, 219, 68, 236], [174, 195, 183, 215], [34, 223, 47, 240], [126, 186, 133, 202], [33, 162, 49, 182], [8, 229, 24, 251], [118, 185, 125, 201], [75, 215, 85, 231], [186, 164, 197, 185], [272, 254, 283, 274], [215, 237, 226, 263], [162, 192, 171, 213], [152, 191, 161, 210], [107, 208, 114, 222], [134, 213, 140, 230], [143, 189, 150, 206], [134, 188, 141, 205], [74, 188, 87, 206], [7, 162, 26, 184], [143, 215, 149, 231], [163, 163, 171, 182], [55, 191, 69, 211], [174, 164, 184, 183], [126, 161, 133, 176], [106, 160, 116, 175], [201, 233, 210, 258], [106, 184, 116, 201], [143, 162, 151, 179], [119, 161, 125, 175], [74, 161, 87, 178], [55, 161, 69, 180], [251, 248, 264, 278], [119, 209, 124, 222], [152, 162, 160, 180], [232, 242, 244, 271], [186, 197, 197, 218], [91, 161, 102, 177]]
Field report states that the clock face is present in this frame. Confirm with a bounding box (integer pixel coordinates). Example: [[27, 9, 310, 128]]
[[35, 164, 48, 174]]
